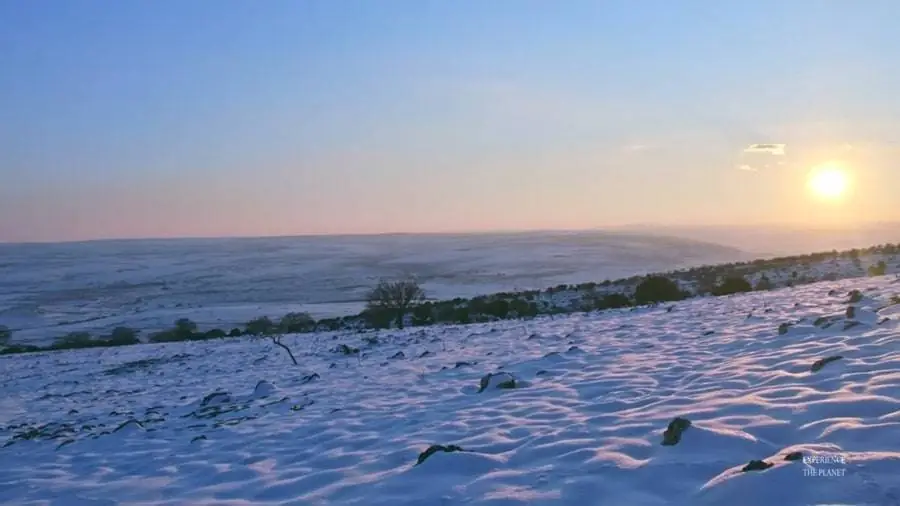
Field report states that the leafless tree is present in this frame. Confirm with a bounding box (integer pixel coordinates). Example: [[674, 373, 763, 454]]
[[366, 278, 426, 329], [269, 335, 298, 365]]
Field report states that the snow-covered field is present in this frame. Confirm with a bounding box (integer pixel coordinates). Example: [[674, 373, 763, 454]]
[[2, 275, 900, 505], [0, 232, 746, 343]]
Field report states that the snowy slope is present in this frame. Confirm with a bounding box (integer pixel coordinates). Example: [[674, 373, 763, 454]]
[[2, 276, 900, 505]]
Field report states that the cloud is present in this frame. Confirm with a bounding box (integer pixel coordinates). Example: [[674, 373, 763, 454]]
[[622, 143, 653, 153], [736, 164, 758, 172], [743, 143, 786, 155]]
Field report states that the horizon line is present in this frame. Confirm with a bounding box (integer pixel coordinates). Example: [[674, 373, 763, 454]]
[[2, 220, 898, 247]]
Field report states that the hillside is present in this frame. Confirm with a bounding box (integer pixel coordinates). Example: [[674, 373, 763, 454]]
[[1, 275, 899, 504]]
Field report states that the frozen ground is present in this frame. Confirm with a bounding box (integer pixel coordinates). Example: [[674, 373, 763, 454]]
[[2, 275, 900, 505], [0, 232, 746, 342]]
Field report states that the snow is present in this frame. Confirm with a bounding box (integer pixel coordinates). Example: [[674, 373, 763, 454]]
[[0, 233, 748, 342], [2, 276, 900, 505]]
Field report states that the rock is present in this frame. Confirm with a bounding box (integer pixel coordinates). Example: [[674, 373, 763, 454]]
[[200, 391, 231, 407], [703, 330, 715, 336], [418, 351, 433, 358], [843, 321, 862, 331], [661, 417, 691, 446], [389, 351, 406, 360], [477, 372, 518, 393], [334, 344, 359, 355], [300, 373, 320, 384], [253, 380, 277, 398], [742, 460, 773, 472], [291, 398, 314, 411], [191, 435, 207, 443], [880, 317, 891, 325], [811, 355, 843, 373], [112, 419, 144, 434], [454, 361, 475, 369], [784, 451, 803, 462], [416, 444, 466, 466]]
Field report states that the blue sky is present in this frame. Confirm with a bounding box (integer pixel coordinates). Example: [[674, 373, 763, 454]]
[[2, 1, 899, 242]]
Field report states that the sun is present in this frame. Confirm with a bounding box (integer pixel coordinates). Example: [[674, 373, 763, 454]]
[[807, 164, 849, 200]]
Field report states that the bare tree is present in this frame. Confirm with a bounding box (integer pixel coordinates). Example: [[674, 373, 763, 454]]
[[269, 335, 299, 365], [366, 278, 426, 329]]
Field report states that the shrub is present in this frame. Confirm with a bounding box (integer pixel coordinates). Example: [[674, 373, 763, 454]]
[[316, 318, 342, 331], [411, 302, 434, 325], [204, 328, 227, 339], [598, 293, 632, 309], [0, 325, 11, 345], [173, 319, 198, 340], [453, 307, 471, 324], [509, 298, 538, 318], [228, 328, 243, 337], [245, 316, 276, 336], [366, 278, 425, 329], [484, 299, 510, 319], [362, 309, 394, 329], [0, 344, 41, 355], [279, 312, 315, 333], [106, 327, 140, 346], [434, 303, 458, 323], [149, 319, 201, 343], [634, 276, 684, 305], [712, 276, 753, 296], [868, 261, 887, 277], [53, 332, 95, 349]]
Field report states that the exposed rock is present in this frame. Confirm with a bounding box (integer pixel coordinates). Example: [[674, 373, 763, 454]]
[[661, 417, 691, 446], [112, 419, 145, 434], [811, 355, 843, 373], [300, 373, 320, 384], [742, 460, 774, 472], [200, 391, 231, 407], [784, 451, 803, 462], [253, 380, 277, 398], [477, 372, 518, 393], [843, 321, 862, 331], [389, 351, 406, 360], [334, 344, 359, 355], [416, 444, 466, 466]]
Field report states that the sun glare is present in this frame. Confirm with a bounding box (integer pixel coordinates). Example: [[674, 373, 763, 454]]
[[807, 164, 849, 200]]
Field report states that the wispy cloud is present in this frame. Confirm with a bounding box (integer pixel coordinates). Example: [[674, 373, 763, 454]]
[[736, 164, 758, 172], [622, 143, 654, 153], [743, 143, 786, 155]]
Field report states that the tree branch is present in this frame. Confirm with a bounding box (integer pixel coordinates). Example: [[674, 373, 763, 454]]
[[269, 336, 298, 365]]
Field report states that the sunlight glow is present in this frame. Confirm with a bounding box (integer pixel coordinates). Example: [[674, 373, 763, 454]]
[[807, 164, 850, 200]]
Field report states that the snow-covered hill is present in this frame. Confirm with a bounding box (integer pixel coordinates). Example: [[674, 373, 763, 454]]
[[2, 275, 900, 505]]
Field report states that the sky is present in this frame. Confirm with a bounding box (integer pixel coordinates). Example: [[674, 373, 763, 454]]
[[2, 0, 900, 243]]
